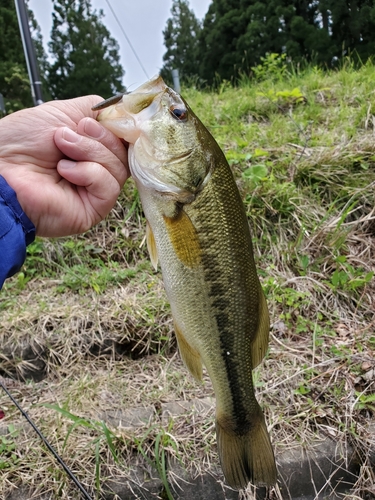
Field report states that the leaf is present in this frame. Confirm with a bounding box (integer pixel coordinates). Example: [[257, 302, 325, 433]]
[[100, 422, 118, 463], [252, 164, 268, 178], [331, 270, 340, 287], [254, 148, 269, 157], [336, 255, 347, 263]]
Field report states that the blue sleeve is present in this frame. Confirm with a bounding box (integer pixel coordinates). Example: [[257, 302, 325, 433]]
[[0, 175, 36, 289]]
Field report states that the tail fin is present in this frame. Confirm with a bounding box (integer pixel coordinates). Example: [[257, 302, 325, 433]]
[[216, 411, 277, 489]]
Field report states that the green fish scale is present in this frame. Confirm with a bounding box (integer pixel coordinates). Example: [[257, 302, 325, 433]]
[[185, 151, 262, 434]]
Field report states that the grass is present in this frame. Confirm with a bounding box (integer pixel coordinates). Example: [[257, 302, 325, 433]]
[[1, 56, 375, 499]]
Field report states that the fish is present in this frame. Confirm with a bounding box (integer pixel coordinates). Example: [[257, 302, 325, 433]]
[[93, 76, 277, 489]]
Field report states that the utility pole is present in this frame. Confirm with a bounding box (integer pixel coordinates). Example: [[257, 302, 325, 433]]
[[14, 0, 44, 105], [171, 69, 181, 94]]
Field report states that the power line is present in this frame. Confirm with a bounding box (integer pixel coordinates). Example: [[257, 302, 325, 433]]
[[104, 0, 149, 80]]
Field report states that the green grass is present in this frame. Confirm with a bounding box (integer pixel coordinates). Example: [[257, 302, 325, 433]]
[[1, 56, 374, 499]]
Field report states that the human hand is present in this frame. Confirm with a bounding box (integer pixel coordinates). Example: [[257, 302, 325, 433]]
[[0, 95, 129, 237]]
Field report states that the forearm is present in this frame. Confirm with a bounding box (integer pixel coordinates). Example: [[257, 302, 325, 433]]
[[0, 175, 35, 289]]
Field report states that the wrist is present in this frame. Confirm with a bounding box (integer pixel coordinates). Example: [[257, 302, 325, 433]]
[[0, 174, 36, 245]]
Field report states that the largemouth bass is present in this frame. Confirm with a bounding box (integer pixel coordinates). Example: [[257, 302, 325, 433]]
[[93, 76, 277, 489]]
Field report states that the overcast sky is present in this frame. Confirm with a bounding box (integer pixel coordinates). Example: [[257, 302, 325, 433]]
[[28, 0, 211, 91]]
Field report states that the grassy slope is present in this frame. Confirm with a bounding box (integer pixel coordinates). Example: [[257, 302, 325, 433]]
[[1, 58, 374, 498]]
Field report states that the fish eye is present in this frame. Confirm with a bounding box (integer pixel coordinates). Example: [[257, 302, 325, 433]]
[[170, 106, 187, 121]]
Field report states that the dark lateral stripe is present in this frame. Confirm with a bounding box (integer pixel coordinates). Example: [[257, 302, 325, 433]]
[[200, 249, 254, 435], [191, 155, 260, 434]]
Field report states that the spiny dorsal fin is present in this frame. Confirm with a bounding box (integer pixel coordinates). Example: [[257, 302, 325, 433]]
[[251, 288, 270, 368], [163, 210, 201, 268], [174, 321, 203, 381], [146, 221, 158, 271]]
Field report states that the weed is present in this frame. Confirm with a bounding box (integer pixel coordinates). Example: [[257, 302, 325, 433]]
[[251, 53, 288, 81], [322, 255, 374, 295], [258, 87, 307, 109], [0, 425, 19, 470], [131, 423, 179, 500], [354, 392, 375, 413], [42, 404, 119, 491], [2, 60, 375, 499]]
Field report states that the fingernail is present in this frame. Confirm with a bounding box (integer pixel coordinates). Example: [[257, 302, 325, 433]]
[[59, 159, 76, 169], [84, 118, 104, 139], [62, 127, 81, 143]]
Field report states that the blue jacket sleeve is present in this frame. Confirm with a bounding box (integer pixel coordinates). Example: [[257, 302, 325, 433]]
[[0, 175, 36, 289]]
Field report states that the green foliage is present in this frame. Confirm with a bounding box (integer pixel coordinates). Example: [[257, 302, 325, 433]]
[[160, 0, 201, 86], [134, 424, 178, 500], [354, 392, 375, 413], [1, 61, 375, 499], [44, 403, 177, 499], [42, 404, 119, 489], [326, 256, 374, 294], [0, 0, 32, 112], [56, 262, 137, 294], [197, 1, 309, 84], [0, 425, 19, 470], [48, 0, 124, 99], [0, 1, 50, 112], [196, 1, 375, 84], [251, 53, 288, 81], [22, 238, 139, 294], [258, 87, 307, 109], [328, 0, 375, 62]]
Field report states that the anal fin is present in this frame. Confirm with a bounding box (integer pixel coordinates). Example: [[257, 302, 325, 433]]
[[251, 288, 270, 368], [174, 321, 203, 381]]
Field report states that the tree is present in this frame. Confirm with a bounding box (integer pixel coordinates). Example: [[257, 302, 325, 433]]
[[198, 0, 247, 84], [160, 0, 201, 85], [0, 0, 46, 112], [198, 0, 328, 84], [198, 0, 309, 84], [197, 0, 375, 85], [327, 0, 375, 62], [48, 0, 124, 99]]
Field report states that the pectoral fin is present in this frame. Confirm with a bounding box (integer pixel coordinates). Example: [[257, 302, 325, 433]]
[[174, 321, 203, 381], [163, 210, 201, 268], [146, 221, 158, 270], [251, 289, 270, 368]]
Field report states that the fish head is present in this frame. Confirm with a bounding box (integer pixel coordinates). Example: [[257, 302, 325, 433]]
[[97, 76, 211, 203]]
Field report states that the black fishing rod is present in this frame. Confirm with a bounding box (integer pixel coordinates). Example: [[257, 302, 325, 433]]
[[14, 0, 44, 106], [0, 380, 93, 500]]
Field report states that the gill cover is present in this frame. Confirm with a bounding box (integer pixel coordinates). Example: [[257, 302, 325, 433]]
[[97, 76, 197, 200]]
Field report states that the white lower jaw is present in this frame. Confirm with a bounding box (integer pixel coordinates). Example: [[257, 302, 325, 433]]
[[129, 146, 182, 196]]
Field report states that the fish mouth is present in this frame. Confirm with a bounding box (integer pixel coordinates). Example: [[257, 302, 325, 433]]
[[92, 76, 167, 112], [128, 75, 167, 96]]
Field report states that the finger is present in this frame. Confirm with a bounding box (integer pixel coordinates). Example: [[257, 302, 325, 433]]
[[54, 126, 129, 188], [57, 159, 122, 222], [48, 95, 105, 123], [77, 117, 128, 166]]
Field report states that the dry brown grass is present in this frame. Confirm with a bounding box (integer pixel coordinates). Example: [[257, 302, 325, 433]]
[[1, 64, 375, 499]]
